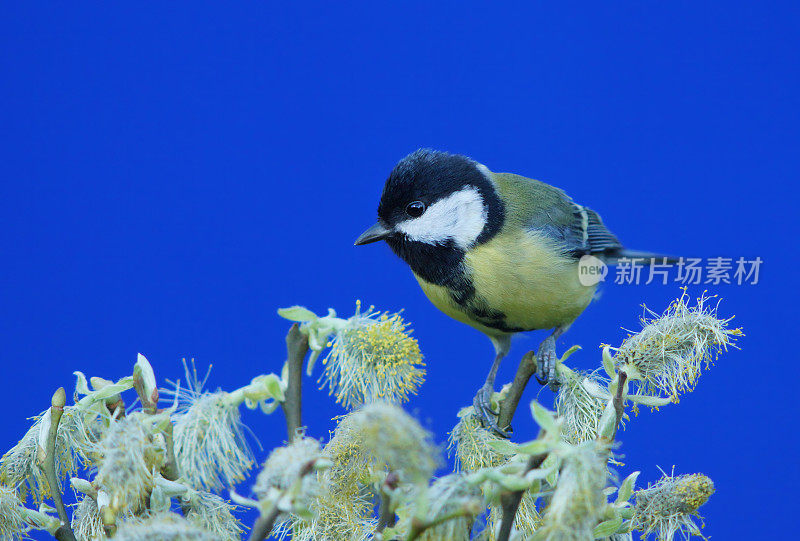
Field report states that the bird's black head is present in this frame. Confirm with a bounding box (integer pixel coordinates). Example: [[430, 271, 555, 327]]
[[355, 149, 505, 285]]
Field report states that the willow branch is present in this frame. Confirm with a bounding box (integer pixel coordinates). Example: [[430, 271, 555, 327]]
[[248, 459, 317, 541], [281, 323, 309, 442], [497, 452, 548, 541], [41, 387, 77, 541], [405, 506, 478, 541], [498, 350, 538, 434]]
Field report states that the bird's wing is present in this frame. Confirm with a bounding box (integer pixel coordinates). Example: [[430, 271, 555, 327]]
[[566, 203, 623, 256], [492, 172, 623, 258]]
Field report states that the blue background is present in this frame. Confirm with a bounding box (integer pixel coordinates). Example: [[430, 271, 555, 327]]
[[2, 2, 797, 539]]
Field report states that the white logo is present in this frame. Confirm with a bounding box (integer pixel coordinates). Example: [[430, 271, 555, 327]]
[[578, 255, 608, 286]]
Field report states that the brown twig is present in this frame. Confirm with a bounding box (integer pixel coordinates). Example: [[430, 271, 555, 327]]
[[53, 525, 76, 541], [497, 350, 538, 434], [249, 504, 283, 541], [40, 387, 77, 541], [248, 459, 317, 541], [598, 370, 628, 446], [281, 323, 309, 442], [612, 371, 628, 436], [497, 452, 548, 541]]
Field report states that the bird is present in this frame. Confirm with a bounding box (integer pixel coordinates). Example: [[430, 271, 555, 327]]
[[355, 149, 674, 436]]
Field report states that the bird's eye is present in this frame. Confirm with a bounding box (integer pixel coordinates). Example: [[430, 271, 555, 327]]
[[405, 201, 426, 218]]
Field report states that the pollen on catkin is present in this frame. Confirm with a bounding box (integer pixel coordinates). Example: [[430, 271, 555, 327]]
[[322, 424, 371, 502], [320, 303, 425, 409], [95, 413, 165, 513], [634, 473, 714, 541], [534, 442, 609, 541], [555, 370, 611, 444], [164, 363, 255, 492], [614, 291, 741, 401]]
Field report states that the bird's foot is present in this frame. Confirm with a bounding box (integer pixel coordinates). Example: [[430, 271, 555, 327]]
[[472, 383, 509, 438], [535, 335, 561, 391]]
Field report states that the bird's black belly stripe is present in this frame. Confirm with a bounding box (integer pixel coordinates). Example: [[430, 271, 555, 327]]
[[468, 306, 529, 333], [449, 275, 529, 334]]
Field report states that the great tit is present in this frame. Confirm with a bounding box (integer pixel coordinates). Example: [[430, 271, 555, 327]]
[[355, 149, 673, 435]]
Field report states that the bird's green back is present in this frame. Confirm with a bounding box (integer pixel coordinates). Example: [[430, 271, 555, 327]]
[[490, 172, 575, 233]]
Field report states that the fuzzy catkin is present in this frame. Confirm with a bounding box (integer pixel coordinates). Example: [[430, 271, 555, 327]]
[[634, 473, 714, 541], [95, 413, 164, 513], [0, 405, 96, 502], [172, 391, 254, 492], [334, 402, 439, 485], [182, 491, 242, 540], [534, 444, 608, 541], [555, 370, 610, 444], [449, 408, 515, 472], [114, 513, 221, 541], [321, 306, 425, 409], [0, 485, 28, 541], [615, 292, 739, 400]]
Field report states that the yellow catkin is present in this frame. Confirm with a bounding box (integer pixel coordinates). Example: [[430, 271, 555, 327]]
[[321, 307, 426, 409]]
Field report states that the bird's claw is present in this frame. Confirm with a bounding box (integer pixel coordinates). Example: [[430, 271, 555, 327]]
[[535, 336, 561, 391], [473, 384, 509, 438]]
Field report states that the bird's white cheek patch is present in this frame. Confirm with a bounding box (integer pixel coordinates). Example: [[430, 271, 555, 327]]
[[396, 187, 487, 249]]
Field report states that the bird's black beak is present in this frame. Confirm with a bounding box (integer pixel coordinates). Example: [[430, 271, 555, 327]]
[[354, 222, 392, 245]]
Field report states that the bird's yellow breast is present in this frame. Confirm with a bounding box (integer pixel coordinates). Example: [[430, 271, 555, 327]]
[[415, 230, 596, 336]]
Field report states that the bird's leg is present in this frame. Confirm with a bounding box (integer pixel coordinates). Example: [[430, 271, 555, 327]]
[[535, 326, 566, 391], [473, 350, 509, 438]]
